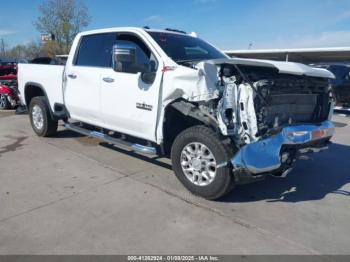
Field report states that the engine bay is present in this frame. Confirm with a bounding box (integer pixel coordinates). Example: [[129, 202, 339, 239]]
[[178, 63, 332, 146], [217, 64, 332, 145]]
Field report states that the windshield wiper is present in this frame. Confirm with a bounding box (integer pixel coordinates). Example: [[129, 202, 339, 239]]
[[175, 59, 204, 63]]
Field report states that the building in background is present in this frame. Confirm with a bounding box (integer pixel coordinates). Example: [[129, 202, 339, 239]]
[[224, 47, 350, 108], [224, 47, 350, 64], [41, 34, 55, 45]]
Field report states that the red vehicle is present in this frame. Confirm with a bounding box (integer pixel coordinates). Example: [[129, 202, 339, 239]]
[[0, 62, 17, 75], [0, 61, 19, 110]]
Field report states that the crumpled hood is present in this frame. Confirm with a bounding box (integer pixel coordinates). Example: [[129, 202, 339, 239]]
[[161, 57, 335, 104], [207, 58, 335, 79]]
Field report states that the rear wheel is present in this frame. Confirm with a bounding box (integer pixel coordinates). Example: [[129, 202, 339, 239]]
[[0, 94, 10, 110], [29, 96, 58, 137], [171, 126, 235, 200]]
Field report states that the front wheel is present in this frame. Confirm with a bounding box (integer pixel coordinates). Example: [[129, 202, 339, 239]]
[[171, 126, 235, 200], [0, 94, 10, 110], [29, 96, 58, 137]]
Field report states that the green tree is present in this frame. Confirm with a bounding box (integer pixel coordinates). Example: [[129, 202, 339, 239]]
[[34, 0, 90, 54], [41, 40, 61, 57]]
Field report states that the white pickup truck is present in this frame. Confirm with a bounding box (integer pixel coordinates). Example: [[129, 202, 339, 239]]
[[18, 27, 335, 200]]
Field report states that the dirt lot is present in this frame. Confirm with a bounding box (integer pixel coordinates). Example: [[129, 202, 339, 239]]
[[0, 111, 349, 254]]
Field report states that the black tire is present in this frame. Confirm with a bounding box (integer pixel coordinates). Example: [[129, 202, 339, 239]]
[[29, 96, 58, 137], [0, 94, 11, 110], [171, 125, 235, 200]]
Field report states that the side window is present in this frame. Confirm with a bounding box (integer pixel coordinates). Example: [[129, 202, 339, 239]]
[[116, 34, 158, 72], [75, 33, 115, 67]]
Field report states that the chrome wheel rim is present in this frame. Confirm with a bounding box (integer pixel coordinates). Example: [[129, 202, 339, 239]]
[[180, 142, 217, 186], [32, 105, 44, 130], [0, 95, 6, 109]]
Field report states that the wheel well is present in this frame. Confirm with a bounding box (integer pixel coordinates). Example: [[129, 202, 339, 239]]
[[162, 100, 216, 155], [24, 84, 46, 107]]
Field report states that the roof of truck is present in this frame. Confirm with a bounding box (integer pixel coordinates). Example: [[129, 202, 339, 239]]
[[78, 27, 190, 36], [224, 47, 350, 63]]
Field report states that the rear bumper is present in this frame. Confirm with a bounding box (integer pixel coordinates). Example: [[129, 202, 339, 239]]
[[231, 120, 334, 183]]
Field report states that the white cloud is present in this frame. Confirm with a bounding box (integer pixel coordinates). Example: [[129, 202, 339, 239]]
[[335, 10, 350, 22], [255, 31, 350, 49], [145, 15, 164, 23], [0, 30, 16, 36]]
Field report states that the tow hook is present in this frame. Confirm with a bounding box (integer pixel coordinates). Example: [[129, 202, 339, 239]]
[[216, 162, 228, 169]]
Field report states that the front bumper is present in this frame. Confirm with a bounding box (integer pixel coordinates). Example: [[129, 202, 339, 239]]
[[231, 120, 334, 183]]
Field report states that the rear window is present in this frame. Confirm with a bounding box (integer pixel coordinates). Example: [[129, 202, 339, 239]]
[[75, 33, 115, 67]]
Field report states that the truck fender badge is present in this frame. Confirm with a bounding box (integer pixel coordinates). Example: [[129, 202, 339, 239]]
[[136, 102, 153, 111]]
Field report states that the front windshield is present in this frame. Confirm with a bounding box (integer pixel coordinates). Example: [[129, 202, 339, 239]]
[[147, 31, 226, 63]]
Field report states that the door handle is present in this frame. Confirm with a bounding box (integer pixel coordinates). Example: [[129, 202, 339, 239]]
[[67, 73, 77, 79], [103, 77, 115, 83]]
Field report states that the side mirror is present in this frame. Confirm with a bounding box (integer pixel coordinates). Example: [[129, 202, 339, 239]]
[[112, 41, 138, 73], [141, 60, 157, 84], [112, 40, 157, 84]]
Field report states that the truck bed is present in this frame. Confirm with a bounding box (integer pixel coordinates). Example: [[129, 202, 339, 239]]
[[18, 64, 65, 111]]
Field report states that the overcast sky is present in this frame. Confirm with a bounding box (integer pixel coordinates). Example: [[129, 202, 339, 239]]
[[1, 0, 350, 50]]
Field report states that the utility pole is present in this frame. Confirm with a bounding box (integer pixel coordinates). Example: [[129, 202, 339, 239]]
[[0, 38, 5, 56]]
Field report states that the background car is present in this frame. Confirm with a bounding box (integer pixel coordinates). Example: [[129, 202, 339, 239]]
[[0, 60, 17, 76], [30, 56, 66, 65], [0, 60, 19, 110], [314, 63, 350, 106]]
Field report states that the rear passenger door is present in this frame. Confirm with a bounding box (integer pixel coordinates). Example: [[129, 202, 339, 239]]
[[64, 33, 115, 126]]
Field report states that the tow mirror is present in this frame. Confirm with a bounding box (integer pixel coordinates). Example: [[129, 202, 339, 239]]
[[112, 41, 138, 73], [112, 40, 157, 84], [141, 60, 157, 84]]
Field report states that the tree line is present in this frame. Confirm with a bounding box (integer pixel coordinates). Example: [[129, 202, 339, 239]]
[[0, 0, 90, 61]]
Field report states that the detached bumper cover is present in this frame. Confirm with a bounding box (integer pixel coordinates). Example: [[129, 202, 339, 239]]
[[231, 120, 334, 175]]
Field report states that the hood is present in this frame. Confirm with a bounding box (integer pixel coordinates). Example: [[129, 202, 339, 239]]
[[207, 58, 335, 79]]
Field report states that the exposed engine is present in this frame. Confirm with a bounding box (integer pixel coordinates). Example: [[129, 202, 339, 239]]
[[215, 64, 331, 145], [167, 61, 332, 147]]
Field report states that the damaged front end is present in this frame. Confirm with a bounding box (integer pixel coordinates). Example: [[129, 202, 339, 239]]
[[163, 58, 335, 183], [231, 120, 334, 184]]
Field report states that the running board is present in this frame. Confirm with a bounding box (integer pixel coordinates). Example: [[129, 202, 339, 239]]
[[64, 123, 157, 155]]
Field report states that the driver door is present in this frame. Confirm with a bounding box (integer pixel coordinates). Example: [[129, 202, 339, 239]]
[[100, 33, 162, 142]]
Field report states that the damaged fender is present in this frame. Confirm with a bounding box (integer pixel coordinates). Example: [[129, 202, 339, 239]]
[[159, 57, 334, 146]]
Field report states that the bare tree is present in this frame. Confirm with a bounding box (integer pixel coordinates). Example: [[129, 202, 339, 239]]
[[5, 41, 42, 60], [25, 41, 44, 59], [35, 0, 90, 54]]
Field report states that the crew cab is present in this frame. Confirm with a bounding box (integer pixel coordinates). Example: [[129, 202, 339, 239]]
[[18, 27, 335, 200]]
